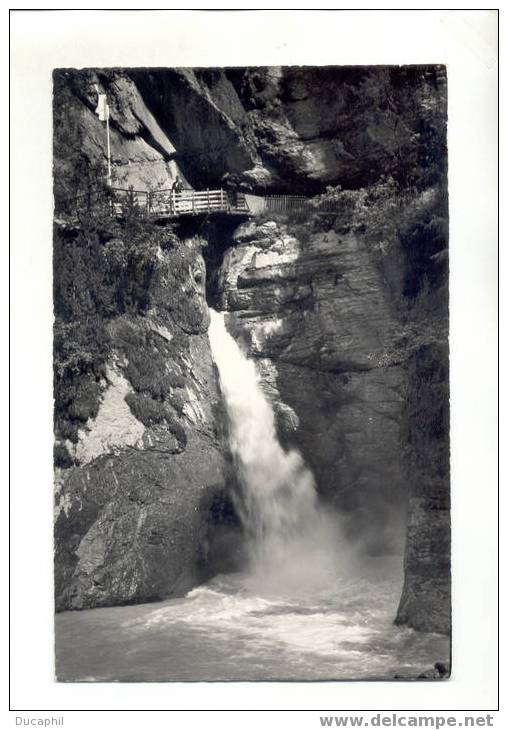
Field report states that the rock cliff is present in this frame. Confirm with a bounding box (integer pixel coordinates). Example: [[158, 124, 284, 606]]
[[54, 65, 446, 203], [53, 221, 241, 610], [53, 64, 449, 634], [53, 69, 190, 211], [395, 341, 450, 634]]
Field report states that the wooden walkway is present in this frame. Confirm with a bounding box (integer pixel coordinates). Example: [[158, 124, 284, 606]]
[[111, 187, 251, 218], [61, 187, 342, 221]]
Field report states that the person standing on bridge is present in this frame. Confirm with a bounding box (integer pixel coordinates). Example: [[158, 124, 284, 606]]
[[170, 176, 184, 214], [227, 189, 238, 210], [172, 176, 184, 194]]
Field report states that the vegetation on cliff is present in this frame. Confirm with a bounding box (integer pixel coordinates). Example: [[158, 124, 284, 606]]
[[53, 180, 183, 463]]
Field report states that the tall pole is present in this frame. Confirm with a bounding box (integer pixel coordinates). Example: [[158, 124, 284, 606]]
[[95, 84, 112, 186], [106, 105, 112, 186]]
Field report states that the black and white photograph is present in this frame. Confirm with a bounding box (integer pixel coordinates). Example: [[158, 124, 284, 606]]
[[8, 7, 499, 718], [52, 63, 451, 682]]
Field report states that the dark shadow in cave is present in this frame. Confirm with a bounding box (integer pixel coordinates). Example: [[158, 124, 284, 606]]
[[172, 214, 248, 309], [171, 213, 249, 308], [196, 488, 247, 583], [201, 216, 249, 307]]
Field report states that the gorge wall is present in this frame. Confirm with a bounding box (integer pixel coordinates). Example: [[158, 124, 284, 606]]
[[53, 223, 242, 610], [53, 65, 450, 634]]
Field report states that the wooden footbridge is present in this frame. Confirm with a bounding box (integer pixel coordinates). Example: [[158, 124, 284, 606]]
[[112, 187, 251, 218], [110, 187, 341, 219], [61, 186, 341, 221]]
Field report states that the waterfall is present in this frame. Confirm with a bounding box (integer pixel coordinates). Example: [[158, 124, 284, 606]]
[[208, 309, 343, 595]]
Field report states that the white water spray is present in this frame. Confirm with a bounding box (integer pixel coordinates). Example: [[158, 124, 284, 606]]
[[208, 309, 344, 595]]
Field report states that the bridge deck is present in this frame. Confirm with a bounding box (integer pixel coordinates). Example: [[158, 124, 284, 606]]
[[59, 187, 341, 222], [112, 188, 251, 219]]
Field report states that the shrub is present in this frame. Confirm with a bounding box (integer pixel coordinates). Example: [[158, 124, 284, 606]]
[[57, 419, 79, 445], [167, 391, 185, 415], [54, 443, 74, 469], [125, 392, 187, 451], [125, 392, 168, 426], [160, 371, 186, 391], [53, 318, 109, 446], [287, 223, 311, 245], [124, 347, 166, 396], [67, 378, 102, 421], [166, 418, 188, 451]]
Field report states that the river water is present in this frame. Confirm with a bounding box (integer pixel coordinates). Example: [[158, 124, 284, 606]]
[[55, 562, 448, 681], [55, 311, 449, 681]]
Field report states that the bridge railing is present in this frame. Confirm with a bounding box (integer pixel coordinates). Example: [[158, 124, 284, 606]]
[[59, 187, 341, 220], [109, 188, 248, 217], [263, 195, 314, 214], [263, 194, 342, 215]]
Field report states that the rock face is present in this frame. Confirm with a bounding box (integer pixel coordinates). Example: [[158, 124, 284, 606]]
[[395, 342, 451, 634], [54, 65, 446, 206], [53, 69, 191, 211], [54, 233, 240, 611], [223, 66, 446, 191], [130, 68, 260, 190]]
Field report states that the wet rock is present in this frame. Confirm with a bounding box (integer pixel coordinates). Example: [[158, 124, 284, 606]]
[[394, 660, 449, 680], [435, 661, 450, 677], [417, 661, 450, 680], [395, 343, 451, 636], [54, 430, 226, 610]]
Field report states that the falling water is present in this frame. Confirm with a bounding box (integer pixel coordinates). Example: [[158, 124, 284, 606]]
[[208, 309, 343, 594]]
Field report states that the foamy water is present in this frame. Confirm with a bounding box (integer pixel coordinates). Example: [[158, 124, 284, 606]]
[[55, 562, 449, 681]]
